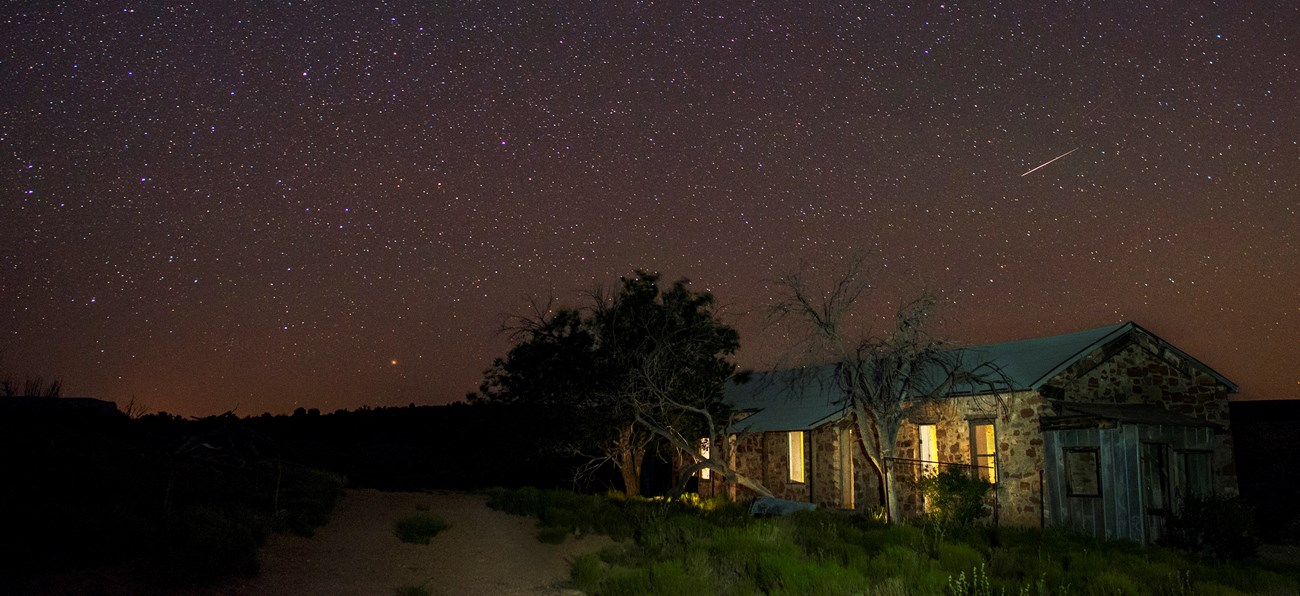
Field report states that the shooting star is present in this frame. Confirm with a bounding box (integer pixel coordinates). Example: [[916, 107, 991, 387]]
[[1020, 147, 1080, 177]]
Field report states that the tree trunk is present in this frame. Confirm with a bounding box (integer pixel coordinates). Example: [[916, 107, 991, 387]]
[[880, 425, 903, 522], [883, 458, 902, 523], [620, 449, 641, 497], [852, 408, 904, 523], [615, 425, 644, 497]]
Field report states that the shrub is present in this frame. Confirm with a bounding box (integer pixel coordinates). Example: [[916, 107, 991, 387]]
[[393, 513, 449, 544], [936, 542, 986, 575], [1161, 494, 1258, 560], [537, 525, 571, 544], [916, 468, 994, 527], [161, 505, 267, 583], [486, 487, 636, 541]]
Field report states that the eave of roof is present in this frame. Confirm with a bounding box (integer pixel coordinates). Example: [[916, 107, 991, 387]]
[[1042, 401, 1220, 429]]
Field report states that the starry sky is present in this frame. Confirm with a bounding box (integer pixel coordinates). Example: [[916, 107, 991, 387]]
[[2, 2, 1296, 416]]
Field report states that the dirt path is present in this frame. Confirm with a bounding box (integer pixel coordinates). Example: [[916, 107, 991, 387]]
[[216, 489, 614, 596]]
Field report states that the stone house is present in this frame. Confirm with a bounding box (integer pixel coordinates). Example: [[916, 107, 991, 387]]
[[696, 322, 1237, 543]]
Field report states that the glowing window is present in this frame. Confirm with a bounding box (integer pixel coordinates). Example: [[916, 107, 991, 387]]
[[699, 437, 711, 480], [789, 431, 806, 483], [918, 424, 939, 477], [971, 422, 997, 484]]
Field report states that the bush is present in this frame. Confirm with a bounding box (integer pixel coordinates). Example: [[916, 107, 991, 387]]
[[393, 514, 449, 544], [935, 542, 985, 575], [1162, 494, 1258, 560], [160, 505, 267, 583], [272, 467, 346, 537], [537, 525, 571, 544], [916, 468, 993, 527]]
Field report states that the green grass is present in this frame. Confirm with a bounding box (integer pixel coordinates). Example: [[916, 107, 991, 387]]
[[393, 513, 450, 544], [486, 488, 1300, 596]]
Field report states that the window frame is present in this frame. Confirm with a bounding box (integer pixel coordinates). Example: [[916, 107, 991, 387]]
[[699, 437, 711, 480], [917, 423, 939, 478], [1064, 447, 1102, 497], [969, 420, 997, 484], [1175, 449, 1214, 503], [788, 431, 806, 483]]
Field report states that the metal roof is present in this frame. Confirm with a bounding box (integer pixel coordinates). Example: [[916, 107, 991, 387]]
[[946, 322, 1134, 393], [724, 321, 1237, 433], [726, 364, 846, 433]]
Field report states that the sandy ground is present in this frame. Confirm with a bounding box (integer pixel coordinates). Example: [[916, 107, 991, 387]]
[[213, 489, 614, 596]]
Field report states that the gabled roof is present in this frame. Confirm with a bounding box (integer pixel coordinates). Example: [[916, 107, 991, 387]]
[[951, 321, 1236, 393], [724, 321, 1236, 433]]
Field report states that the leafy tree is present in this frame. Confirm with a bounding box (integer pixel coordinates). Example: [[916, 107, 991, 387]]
[[612, 280, 773, 497], [475, 272, 747, 497], [475, 298, 626, 489]]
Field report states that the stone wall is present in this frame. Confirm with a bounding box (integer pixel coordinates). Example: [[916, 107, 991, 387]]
[[730, 421, 879, 510], [1051, 331, 1238, 495], [899, 390, 1046, 526]]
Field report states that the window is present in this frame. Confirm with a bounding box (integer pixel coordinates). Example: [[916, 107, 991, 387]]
[[788, 431, 806, 483], [699, 437, 711, 480], [971, 421, 997, 484], [1178, 451, 1213, 501], [1065, 448, 1101, 496], [918, 424, 939, 477], [1141, 443, 1170, 514]]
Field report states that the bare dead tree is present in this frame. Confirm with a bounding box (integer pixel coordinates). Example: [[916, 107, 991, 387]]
[[626, 335, 769, 497], [770, 257, 1008, 522], [123, 395, 150, 419], [22, 375, 44, 397], [14, 375, 61, 398]]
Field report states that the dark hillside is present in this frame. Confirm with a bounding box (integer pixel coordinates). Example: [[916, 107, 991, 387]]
[[0, 399, 343, 594]]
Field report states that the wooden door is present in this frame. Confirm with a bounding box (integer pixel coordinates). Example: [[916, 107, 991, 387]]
[[1140, 442, 1170, 542]]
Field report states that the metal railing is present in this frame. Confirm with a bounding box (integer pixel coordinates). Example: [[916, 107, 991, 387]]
[[885, 456, 999, 524]]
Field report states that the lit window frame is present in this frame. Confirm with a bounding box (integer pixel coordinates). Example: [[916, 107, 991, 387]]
[[918, 423, 939, 478], [969, 420, 997, 484], [788, 431, 806, 483], [699, 437, 711, 480]]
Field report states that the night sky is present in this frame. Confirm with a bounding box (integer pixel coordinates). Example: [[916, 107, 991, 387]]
[[3, 2, 1296, 416]]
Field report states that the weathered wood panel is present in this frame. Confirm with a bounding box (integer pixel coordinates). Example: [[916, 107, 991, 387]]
[[1043, 431, 1062, 526], [1117, 426, 1142, 542]]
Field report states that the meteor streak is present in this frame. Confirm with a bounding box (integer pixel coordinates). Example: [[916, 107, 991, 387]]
[[1021, 147, 1080, 177]]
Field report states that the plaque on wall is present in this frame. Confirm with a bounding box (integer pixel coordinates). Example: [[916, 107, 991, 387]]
[[1066, 448, 1101, 497]]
